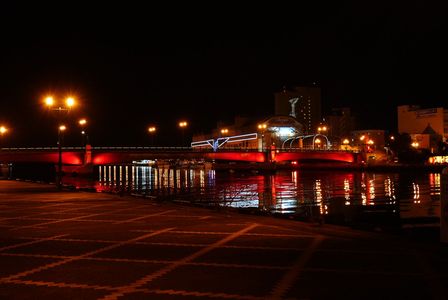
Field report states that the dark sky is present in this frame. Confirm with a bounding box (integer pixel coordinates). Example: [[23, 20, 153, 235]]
[[1, 2, 447, 146]]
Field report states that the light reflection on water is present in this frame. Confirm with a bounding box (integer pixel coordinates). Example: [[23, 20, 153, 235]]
[[71, 165, 441, 229]]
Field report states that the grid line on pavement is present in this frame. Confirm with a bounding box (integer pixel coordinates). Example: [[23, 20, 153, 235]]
[[134, 287, 265, 300], [99, 223, 260, 300], [269, 235, 324, 299], [8, 204, 162, 231], [0, 228, 174, 282]]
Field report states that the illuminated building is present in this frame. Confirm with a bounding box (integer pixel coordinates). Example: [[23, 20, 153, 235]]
[[274, 86, 321, 134], [398, 105, 447, 137], [325, 107, 356, 139], [191, 115, 303, 150]]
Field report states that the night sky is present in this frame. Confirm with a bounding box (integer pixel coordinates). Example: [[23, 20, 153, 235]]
[[1, 2, 447, 146]]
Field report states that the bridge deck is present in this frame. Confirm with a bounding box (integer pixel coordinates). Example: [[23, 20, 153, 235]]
[[1, 147, 361, 165]]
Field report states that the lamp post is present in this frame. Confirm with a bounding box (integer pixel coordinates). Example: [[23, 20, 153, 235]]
[[78, 118, 88, 146], [257, 123, 267, 150], [57, 125, 67, 189], [44, 95, 76, 190], [317, 125, 327, 133], [342, 138, 350, 150], [0, 125, 8, 149], [148, 126, 156, 145], [178, 121, 188, 146]]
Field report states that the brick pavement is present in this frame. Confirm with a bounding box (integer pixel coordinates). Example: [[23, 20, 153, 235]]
[[0, 180, 446, 299]]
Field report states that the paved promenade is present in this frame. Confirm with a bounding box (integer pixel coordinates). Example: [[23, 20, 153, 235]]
[[0, 180, 446, 299]]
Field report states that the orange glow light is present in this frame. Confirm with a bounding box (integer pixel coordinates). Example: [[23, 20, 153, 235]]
[[45, 96, 54, 107], [0, 126, 7, 135], [66, 97, 75, 107]]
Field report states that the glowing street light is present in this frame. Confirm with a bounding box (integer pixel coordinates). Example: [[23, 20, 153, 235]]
[[0, 125, 8, 150], [178, 121, 188, 145], [221, 128, 229, 135], [66, 97, 75, 108], [258, 124, 267, 130], [0, 126, 7, 135], [317, 125, 328, 134], [42, 94, 77, 190], [45, 96, 54, 107], [147, 126, 157, 145], [78, 119, 89, 146], [411, 142, 419, 148], [367, 139, 374, 145], [44, 95, 76, 111], [342, 138, 350, 145]]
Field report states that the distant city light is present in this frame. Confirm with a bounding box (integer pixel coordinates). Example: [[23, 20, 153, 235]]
[[0, 126, 7, 135], [342, 138, 350, 145], [221, 128, 229, 134], [179, 121, 188, 128], [66, 97, 75, 107], [258, 124, 267, 129], [148, 126, 156, 133], [79, 119, 87, 126], [59, 125, 67, 131], [44, 96, 54, 107]]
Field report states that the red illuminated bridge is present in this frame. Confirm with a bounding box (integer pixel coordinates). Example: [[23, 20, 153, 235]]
[[0, 146, 362, 166]]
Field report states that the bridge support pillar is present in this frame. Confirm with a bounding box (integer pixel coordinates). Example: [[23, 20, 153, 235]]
[[84, 144, 92, 165]]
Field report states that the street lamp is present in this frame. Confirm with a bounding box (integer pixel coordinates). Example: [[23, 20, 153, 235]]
[[317, 125, 328, 134], [43, 95, 76, 190], [314, 138, 321, 149], [57, 124, 67, 189], [0, 126, 7, 136], [148, 126, 156, 145], [45, 96, 76, 111], [0, 125, 8, 149], [78, 118, 88, 146], [220, 128, 229, 135], [342, 138, 350, 150], [178, 121, 188, 146]]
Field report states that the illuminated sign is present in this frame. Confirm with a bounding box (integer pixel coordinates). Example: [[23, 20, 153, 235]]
[[416, 108, 437, 117], [192, 133, 258, 151], [429, 156, 448, 164]]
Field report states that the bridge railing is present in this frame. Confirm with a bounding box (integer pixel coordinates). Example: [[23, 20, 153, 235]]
[[1, 146, 359, 153], [1, 147, 85, 151]]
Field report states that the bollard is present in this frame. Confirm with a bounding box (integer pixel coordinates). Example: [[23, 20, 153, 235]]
[[441, 168, 448, 243]]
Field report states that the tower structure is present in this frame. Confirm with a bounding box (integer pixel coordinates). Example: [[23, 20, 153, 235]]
[[274, 86, 321, 134]]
